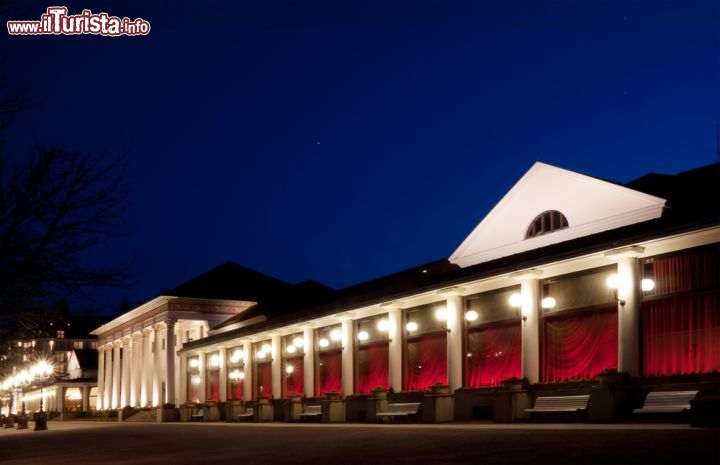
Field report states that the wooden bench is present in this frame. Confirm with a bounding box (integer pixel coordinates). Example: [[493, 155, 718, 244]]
[[376, 402, 421, 422], [190, 411, 204, 422], [633, 390, 699, 415], [237, 407, 254, 422], [297, 405, 322, 421], [524, 394, 590, 421]]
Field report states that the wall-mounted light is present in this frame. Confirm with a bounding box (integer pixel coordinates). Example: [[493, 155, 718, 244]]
[[286, 345, 297, 354], [318, 338, 329, 348], [189, 358, 199, 369], [641, 278, 655, 292], [607, 274, 626, 306], [541, 297, 556, 309], [357, 331, 369, 342], [210, 354, 220, 367], [285, 365, 294, 375], [230, 350, 242, 364], [293, 337, 304, 348], [509, 293, 527, 321], [465, 310, 478, 322], [330, 329, 342, 342], [261, 343, 272, 353], [377, 319, 389, 332], [406, 321, 418, 332]]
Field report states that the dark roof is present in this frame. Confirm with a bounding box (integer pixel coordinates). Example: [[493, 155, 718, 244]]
[[164, 261, 294, 301], [72, 348, 99, 370], [184, 162, 720, 350]]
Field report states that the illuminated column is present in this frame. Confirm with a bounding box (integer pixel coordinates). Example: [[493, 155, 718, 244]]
[[82, 385, 89, 413], [103, 345, 113, 410], [152, 324, 162, 406], [242, 344, 252, 402], [303, 327, 315, 396], [140, 330, 151, 407], [130, 333, 141, 407], [96, 347, 106, 410], [439, 288, 464, 392], [606, 246, 644, 376], [120, 337, 131, 407], [271, 334, 281, 399], [165, 319, 176, 405], [112, 342, 121, 409], [341, 317, 354, 396], [385, 304, 403, 392], [511, 269, 542, 384], [219, 348, 227, 401]]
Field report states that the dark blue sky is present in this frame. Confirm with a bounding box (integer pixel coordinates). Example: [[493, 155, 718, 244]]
[[4, 1, 719, 312]]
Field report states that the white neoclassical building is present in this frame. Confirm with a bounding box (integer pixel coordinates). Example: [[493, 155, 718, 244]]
[[92, 161, 720, 421]]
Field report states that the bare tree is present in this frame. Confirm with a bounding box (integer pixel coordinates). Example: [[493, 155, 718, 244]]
[[0, 14, 136, 315]]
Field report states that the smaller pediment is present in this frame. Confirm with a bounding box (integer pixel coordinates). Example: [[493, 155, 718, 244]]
[[450, 162, 666, 268]]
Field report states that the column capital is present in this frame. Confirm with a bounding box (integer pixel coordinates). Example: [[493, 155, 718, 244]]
[[605, 245, 645, 260], [437, 286, 466, 297], [509, 269, 543, 281], [380, 300, 404, 309]]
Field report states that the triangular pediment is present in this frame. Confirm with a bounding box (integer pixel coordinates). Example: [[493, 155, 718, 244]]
[[450, 162, 666, 267]]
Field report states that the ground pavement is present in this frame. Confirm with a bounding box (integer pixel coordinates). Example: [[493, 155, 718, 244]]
[[1, 420, 718, 465]]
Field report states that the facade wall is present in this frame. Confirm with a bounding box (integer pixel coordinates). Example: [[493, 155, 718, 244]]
[[92, 232, 718, 410]]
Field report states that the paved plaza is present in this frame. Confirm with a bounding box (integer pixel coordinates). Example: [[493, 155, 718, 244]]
[[1, 420, 718, 465]]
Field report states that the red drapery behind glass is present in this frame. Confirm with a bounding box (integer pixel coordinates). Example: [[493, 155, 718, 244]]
[[406, 333, 447, 390], [283, 356, 304, 396], [356, 342, 389, 394], [317, 350, 342, 395], [542, 307, 618, 382], [466, 323, 521, 387], [256, 361, 272, 398]]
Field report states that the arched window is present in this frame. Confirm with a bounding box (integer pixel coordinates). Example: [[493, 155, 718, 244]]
[[526, 210, 569, 239]]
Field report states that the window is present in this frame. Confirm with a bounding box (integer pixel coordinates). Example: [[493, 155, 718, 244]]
[[283, 333, 304, 397], [315, 326, 342, 396], [404, 303, 448, 391], [526, 210, 569, 238], [226, 346, 244, 400], [355, 315, 390, 394], [464, 287, 522, 387], [205, 352, 220, 401], [641, 244, 720, 376], [254, 340, 273, 399], [186, 356, 201, 403]]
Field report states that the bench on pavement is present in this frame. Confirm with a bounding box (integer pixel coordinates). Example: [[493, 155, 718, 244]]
[[376, 402, 421, 422], [297, 405, 321, 421], [190, 411, 204, 422], [237, 407, 254, 422], [524, 394, 590, 421], [633, 390, 699, 418]]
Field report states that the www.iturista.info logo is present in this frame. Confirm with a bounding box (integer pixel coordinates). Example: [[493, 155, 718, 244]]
[[7, 6, 150, 36]]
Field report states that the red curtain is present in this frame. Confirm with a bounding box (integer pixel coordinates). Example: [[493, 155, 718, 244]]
[[542, 307, 617, 382], [256, 362, 272, 398], [283, 356, 304, 396], [405, 333, 447, 391], [356, 342, 389, 394], [643, 292, 720, 375], [229, 378, 243, 400], [317, 350, 342, 395], [206, 370, 220, 401], [466, 323, 521, 387]]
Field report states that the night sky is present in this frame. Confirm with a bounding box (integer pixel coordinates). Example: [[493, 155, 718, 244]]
[[4, 1, 719, 313]]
